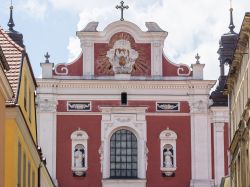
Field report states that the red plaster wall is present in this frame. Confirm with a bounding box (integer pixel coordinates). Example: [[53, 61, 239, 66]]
[[57, 100, 190, 113], [53, 54, 83, 76], [56, 115, 102, 187], [162, 56, 191, 77], [146, 116, 191, 187]]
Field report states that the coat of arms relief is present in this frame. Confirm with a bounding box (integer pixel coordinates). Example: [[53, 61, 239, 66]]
[[106, 39, 139, 74]]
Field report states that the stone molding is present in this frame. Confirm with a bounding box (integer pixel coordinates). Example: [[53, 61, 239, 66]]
[[99, 106, 147, 179]]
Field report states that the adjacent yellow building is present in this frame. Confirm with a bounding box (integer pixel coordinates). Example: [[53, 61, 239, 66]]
[[225, 12, 250, 187], [0, 44, 13, 187], [0, 5, 55, 187]]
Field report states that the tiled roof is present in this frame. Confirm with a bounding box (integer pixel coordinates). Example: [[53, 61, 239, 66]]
[[0, 26, 24, 103]]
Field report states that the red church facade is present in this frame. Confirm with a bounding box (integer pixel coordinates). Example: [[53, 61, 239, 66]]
[[36, 20, 229, 187]]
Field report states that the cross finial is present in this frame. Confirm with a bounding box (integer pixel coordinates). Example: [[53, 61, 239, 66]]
[[44, 52, 50, 63], [116, 1, 129, 21], [195, 53, 200, 64]]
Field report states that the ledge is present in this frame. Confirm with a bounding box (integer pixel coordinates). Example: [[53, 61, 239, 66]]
[[102, 179, 146, 187]]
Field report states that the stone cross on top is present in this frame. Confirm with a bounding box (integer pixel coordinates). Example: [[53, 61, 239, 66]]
[[44, 52, 50, 63], [116, 1, 129, 21]]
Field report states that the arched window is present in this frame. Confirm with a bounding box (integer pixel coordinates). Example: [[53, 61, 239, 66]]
[[110, 129, 137, 178]]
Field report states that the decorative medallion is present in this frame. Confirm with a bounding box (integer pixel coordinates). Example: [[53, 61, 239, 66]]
[[95, 32, 151, 76], [106, 39, 138, 74]]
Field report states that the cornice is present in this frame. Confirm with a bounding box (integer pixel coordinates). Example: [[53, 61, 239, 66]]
[[37, 79, 215, 90]]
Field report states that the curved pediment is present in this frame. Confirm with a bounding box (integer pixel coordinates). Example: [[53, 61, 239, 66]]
[[77, 21, 167, 43]]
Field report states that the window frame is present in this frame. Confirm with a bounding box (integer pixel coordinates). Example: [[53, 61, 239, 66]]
[[109, 129, 138, 179]]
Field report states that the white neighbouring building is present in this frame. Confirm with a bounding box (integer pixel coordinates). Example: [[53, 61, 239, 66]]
[[36, 10, 232, 187]]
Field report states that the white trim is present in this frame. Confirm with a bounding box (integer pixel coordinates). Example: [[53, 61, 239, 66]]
[[102, 179, 146, 187], [56, 112, 190, 116]]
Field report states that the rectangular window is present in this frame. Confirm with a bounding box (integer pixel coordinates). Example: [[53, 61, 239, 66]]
[[18, 142, 22, 187], [23, 153, 26, 187], [24, 77, 27, 111], [28, 89, 32, 122], [28, 161, 31, 187]]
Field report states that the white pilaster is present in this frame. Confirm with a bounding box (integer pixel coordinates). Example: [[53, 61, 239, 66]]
[[189, 97, 213, 187], [40, 62, 54, 78], [213, 123, 225, 187], [210, 107, 229, 187], [81, 41, 94, 77], [36, 96, 58, 183], [191, 63, 205, 80]]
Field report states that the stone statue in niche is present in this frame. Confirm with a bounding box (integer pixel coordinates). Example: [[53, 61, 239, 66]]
[[163, 144, 173, 168], [74, 144, 85, 168]]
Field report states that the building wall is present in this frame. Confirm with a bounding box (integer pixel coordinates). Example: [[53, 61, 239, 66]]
[[0, 59, 12, 187], [4, 118, 38, 187], [146, 116, 191, 187], [56, 115, 102, 187], [0, 92, 5, 187], [56, 113, 191, 187], [17, 58, 37, 143], [226, 13, 250, 187]]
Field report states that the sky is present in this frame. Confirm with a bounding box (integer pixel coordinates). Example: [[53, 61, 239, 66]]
[[0, 0, 249, 80]]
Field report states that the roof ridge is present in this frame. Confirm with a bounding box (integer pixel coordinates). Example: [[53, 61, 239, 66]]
[[0, 26, 24, 52]]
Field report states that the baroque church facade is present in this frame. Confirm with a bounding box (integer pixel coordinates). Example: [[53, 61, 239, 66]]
[[36, 4, 231, 187]]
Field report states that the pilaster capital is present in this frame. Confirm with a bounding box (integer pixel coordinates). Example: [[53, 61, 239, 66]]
[[37, 98, 58, 112]]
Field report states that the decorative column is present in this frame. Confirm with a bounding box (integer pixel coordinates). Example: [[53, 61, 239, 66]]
[[36, 96, 58, 185], [189, 97, 213, 187]]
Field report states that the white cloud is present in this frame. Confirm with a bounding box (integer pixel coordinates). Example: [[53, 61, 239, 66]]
[[62, 0, 250, 80], [19, 0, 47, 20], [67, 36, 81, 62]]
